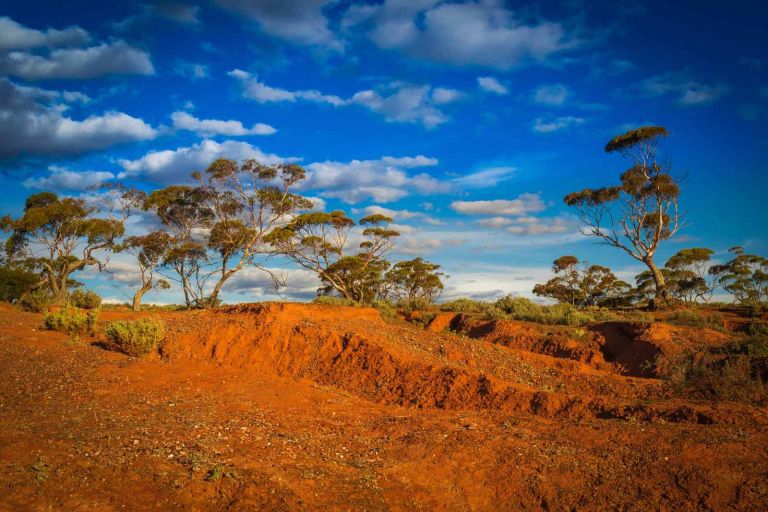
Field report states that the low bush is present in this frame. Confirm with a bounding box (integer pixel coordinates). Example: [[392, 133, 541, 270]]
[[68, 289, 102, 309], [439, 298, 486, 313], [43, 303, 98, 334], [18, 289, 55, 312], [104, 319, 166, 356], [666, 310, 725, 332], [371, 299, 397, 321], [746, 323, 768, 338], [312, 296, 359, 307]]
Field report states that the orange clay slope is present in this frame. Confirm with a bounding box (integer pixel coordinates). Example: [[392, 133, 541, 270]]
[[0, 301, 766, 511]]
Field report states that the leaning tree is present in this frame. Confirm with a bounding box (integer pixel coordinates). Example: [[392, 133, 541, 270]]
[[1, 192, 124, 302], [564, 126, 683, 308], [118, 231, 173, 311]]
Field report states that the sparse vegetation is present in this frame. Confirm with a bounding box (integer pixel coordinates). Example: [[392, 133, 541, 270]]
[[665, 310, 725, 331], [104, 318, 166, 356], [657, 336, 768, 404], [43, 303, 98, 334]]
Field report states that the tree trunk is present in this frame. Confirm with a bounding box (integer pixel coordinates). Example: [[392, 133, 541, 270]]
[[644, 257, 668, 310], [207, 277, 228, 308], [132, 282, 152, 312]]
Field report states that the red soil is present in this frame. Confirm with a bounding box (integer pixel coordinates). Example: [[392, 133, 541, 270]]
[[1, 302, 767, 510]]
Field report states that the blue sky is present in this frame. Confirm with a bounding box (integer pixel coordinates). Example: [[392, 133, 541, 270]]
[[0, 0, 766, 304]]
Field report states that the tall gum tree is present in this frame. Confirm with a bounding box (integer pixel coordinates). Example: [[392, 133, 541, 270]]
[[564, 126, 683, 308]]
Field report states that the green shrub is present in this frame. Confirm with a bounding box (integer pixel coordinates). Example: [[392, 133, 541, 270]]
[[312, 296, 360, 307], [104, 319, 166, 356], [439, 298, 487, 313], [43, 303, 98, 334], [0, 265, 39, 303], [666, 310, 725, 331], [371, 299, 397, 320], [746, 323, 768, 337], [68, 288, 102, 309], [18, 289, 55, 312]]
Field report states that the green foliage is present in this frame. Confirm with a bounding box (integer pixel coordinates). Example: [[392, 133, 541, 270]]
[[604, 126, 668, 153], [665, 310, 725, 331], [532, 255, 631, 307], [43, 303, 99, 334], [104, 319, 166, 356], [746, 323, 768, 338], [312, 296, 359, 307], [441, 295, 616, 326], [18, 289, 55, 312], [68, 289, 102, 309], [0, 264, 39, 302], [371, 299, 397, 321], [710, 247, 767, 306], [385, 257, 445, 309]]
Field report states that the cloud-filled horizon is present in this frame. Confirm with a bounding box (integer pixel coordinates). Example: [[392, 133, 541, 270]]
[[0, 1, 766, 305]]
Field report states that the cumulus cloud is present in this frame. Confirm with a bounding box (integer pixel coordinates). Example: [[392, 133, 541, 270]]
[[532, 116, 584, 133], [1, 40, 154, 80], [23, 165, 115, 191], [215, 0, 340, 49], [532, 83, 570, 106], [0, 16, 89, 50], [0, 79, 157, 159], [302, 155, 448, 203], [477, 76, 508, 94], [351, 84, 452, 127], [506, 218, 570, 235], [640, 71, 728, 106], [431, 87, 462, 104], [171, 111, 276, 137], [360, 205, 441, 225], [156, 2, 200, 24], [452, 166, 515, 188], [118, 139, 295, 184], [451, 194, 545, 216], [343, 0, 574, 69]]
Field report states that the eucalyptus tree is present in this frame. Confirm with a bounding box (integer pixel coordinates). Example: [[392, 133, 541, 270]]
[[533, 255, 629, 307], [119, 231, 173, 311], [267, 212, 400, 303], [564, 126, 683, 308], [384, 257, 445, 308], [1, 192, 124, 301], [710, 247, 768, 305]]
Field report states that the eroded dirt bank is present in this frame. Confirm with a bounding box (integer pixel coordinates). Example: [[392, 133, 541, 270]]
[[1, 302, 767, 511]]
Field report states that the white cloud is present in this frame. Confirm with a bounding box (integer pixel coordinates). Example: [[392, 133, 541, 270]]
[[171, 111, 276, 137], [0, 79, 157, 159], [431, 87, 462, 104], [231, 71, 457, 128], [532, 83, 569, 106], [351, 83, 453, 128], [0, 16, 89, 50], [453, 166, 515, 188], [302, 155, 448, 203], [1, 40, 154, 80], [215, 0, 341, 49], [228, 266, 321, 301], [475, 216, 513, 228], [118, 139, 294, 184], [532, 116, 585, 133], [23, 165, 114, 191], [174, 61, 209, 80], [343, 0, 574, 69], [477, 76, 508, 94], [229, 69, 346, 105], [640, 71, 728, 106], [451, 194, 545, 216], [506, 218, 570, 235]]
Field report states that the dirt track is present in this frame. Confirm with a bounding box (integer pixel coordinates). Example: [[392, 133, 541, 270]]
[[1, 302, 767, 511]]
